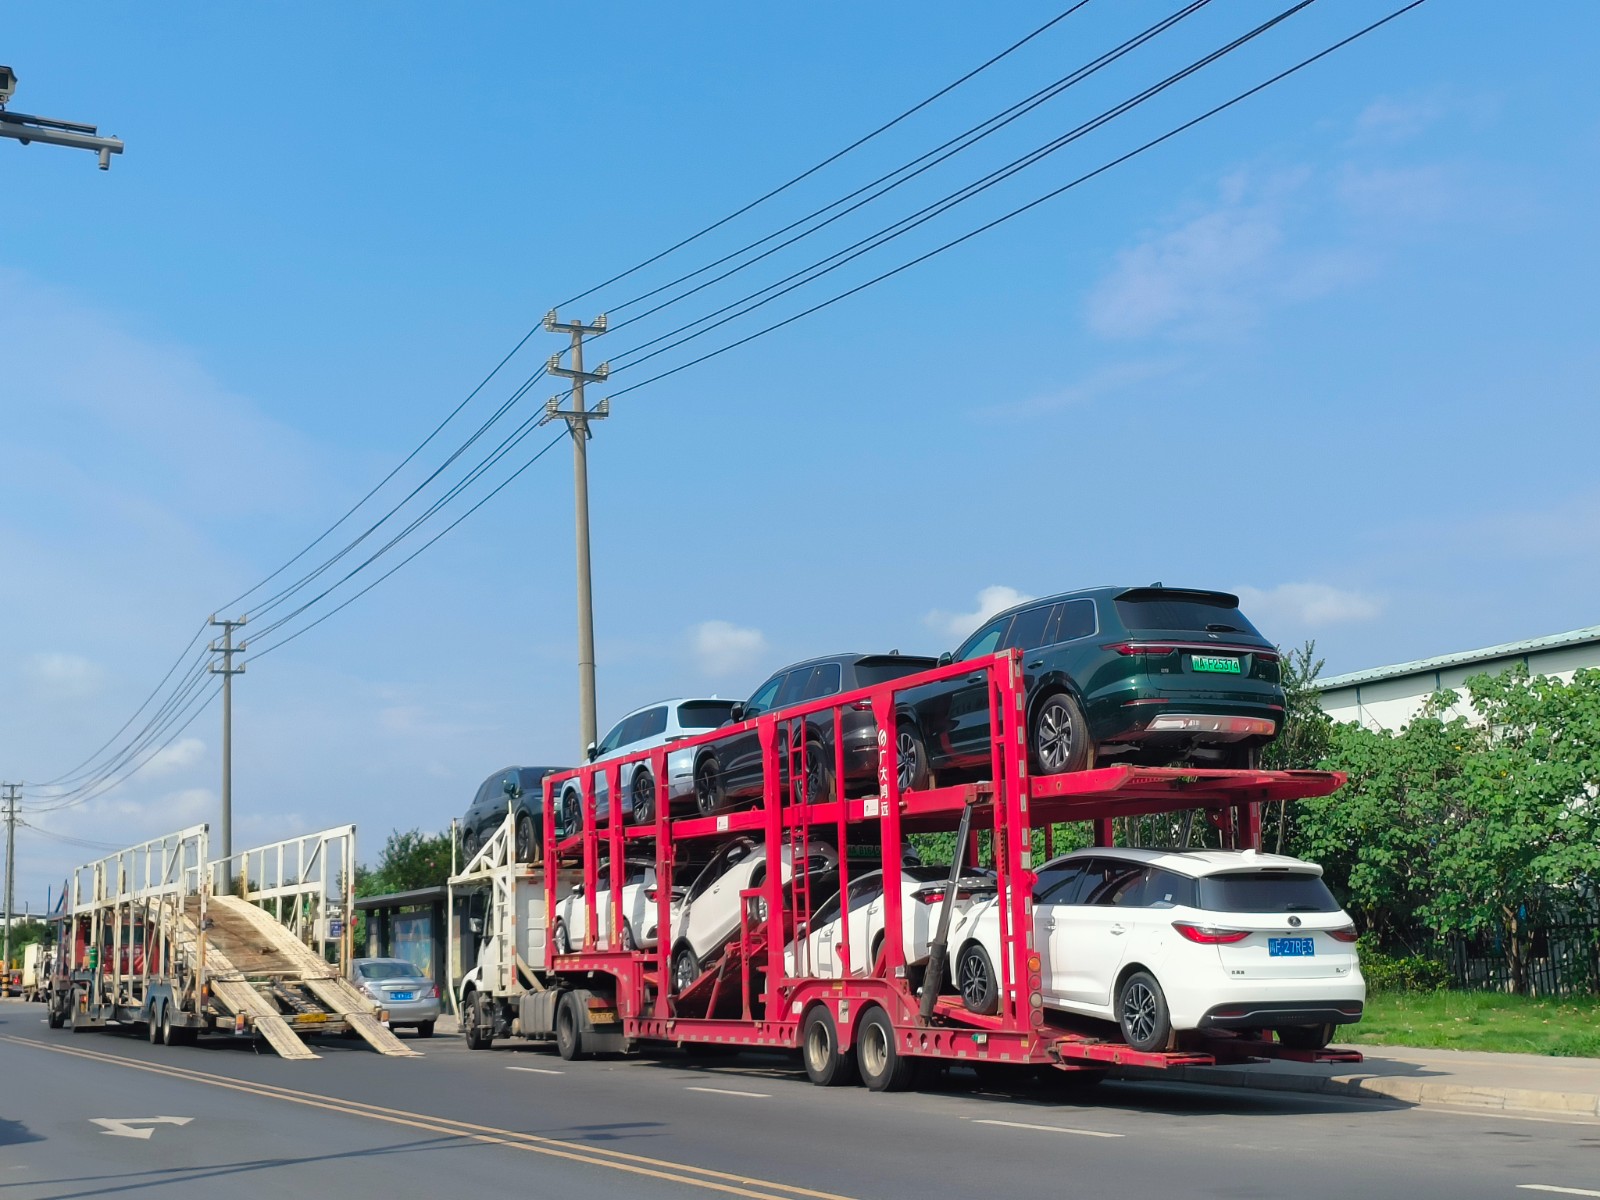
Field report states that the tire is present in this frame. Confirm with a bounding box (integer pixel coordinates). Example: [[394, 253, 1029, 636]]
[[621, 921, 639, 953], [671, 943, 700, 994], [555, 992, 588, 1061], [802, 1006, 859, 1087], [801, 743, 834, 805], [693, 758, 724, 818], [1031, 691, 1093, 774], [148, 1002, 165, 1045], [855, 1007, 916, 1093], [630, 770, 656, 826], [416, 1020, 436, 1039], [553, 920, 572, 956], [514, 812, 537, 864], [956, 941, 999, 1016], [161, 1004, 179, 1047], [1276, 1023, 1334, 1051], [47, 1003, 64, 1030], [897, 721, 931, 792], [463, 990, 493, 1051], [561, 788, 581, 836], [870, 932, 886, 973], [1117, 970, 1175, 1053], [461, 828, 480, 862]]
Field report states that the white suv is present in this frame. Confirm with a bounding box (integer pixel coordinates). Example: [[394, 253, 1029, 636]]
[[949, 847, 1365, 1052], [559, 698, 736, 831]]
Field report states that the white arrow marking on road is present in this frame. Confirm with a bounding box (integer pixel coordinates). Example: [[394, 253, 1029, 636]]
[[1519, 1188, 1600, 1198], [90, 1116, 194, 1140]]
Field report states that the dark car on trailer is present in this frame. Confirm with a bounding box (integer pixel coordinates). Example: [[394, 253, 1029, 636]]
[[895, 586, 1283, 784], [691, 652, 938, 816], [459, 765, 569, 864]]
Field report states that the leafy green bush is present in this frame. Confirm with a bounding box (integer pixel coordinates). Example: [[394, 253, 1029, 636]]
[[1357, 933, 1451, 992]]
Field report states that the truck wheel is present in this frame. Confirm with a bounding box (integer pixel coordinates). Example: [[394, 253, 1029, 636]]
[[855, 1007, 916, 1092], [148, 1003, 166, 1045], [47, 1003, 64, 1030], [555, 992, 588, 1061], [464, 991, 493, 1051], [802, 1006, 858, 1087], [162, 1004, 182, 1047]]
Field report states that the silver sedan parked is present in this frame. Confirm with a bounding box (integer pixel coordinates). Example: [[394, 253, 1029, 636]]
[[351, 957, 441, 1037]]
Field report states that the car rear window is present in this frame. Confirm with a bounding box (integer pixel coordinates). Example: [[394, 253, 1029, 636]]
[[854, 656, 939, 685], [678, 701, 736, 728], [1197, 872, 1340, 913], [357, 961, 419, 980], [1114, 589, 1262, 636]]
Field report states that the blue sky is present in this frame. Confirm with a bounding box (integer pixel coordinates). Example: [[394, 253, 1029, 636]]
[[4, 1, 1597, 906]]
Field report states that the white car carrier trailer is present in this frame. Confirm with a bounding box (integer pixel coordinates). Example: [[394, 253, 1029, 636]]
[[49, 823, 416, 1060]]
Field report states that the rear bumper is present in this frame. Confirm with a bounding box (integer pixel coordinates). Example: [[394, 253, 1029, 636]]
[[1197, 998, 1365, 1030], [1138, 714, 1276, 742], [379, 997, 442, 1025]]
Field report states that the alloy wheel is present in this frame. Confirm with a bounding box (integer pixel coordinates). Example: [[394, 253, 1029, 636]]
[[897, 730, 920, 792], [958, 948, 990, 1009], [1036, 700, 1075, 771], [1122, 979, 1159, 1046]]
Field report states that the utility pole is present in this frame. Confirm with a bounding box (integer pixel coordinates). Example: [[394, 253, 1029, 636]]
[[2, 783, 18, 972], [540, 310, 610, 756], [208, 616, 246, 888]]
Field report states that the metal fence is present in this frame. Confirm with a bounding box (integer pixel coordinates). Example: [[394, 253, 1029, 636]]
[[1449, 920, 1600, 996]]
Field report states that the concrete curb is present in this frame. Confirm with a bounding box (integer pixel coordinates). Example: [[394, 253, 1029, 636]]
[[1118, 1062, 1600, 1118]]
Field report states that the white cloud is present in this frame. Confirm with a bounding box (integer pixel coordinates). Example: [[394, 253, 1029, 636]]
[[142, 737, 206, 777], [1236, 583, 1382, 633], [24, 653, 105, 700], [988, 360, 1179, 418], [1352, 95, 1449, 144], [690, 620, 768, 678], [925, 586, 1032, 643]]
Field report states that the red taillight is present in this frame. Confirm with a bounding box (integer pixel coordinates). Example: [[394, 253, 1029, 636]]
[[850, 700, 873, 711], [1103, 642, 1176, 657], [427, 983, 441, 999], [1173, 921, 1250, 944], [915, 891, 946, 906], [645, 886, 657, 902], [1327, 926, 1358, 943]]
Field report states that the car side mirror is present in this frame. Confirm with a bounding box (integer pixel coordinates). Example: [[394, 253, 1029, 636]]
[[585, 742, 598, 762], [569, 882, 583, 896], [468, 917, 483, 935], [729, 702, 745, 722], [502, 778, 519, 797], [938, 651, 954, 667]]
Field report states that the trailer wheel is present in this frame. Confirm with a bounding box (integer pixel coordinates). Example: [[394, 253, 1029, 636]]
[[1117, 970, 1175, 1053], [555, 992, 589, 1061], [1276, 1022, 1334, 1051], [148, 1002, 165, 1045], [802, 1006, 858, 1088], [161, 1004, 185, 1047], [1030, 691, 1092, 774], [47, 1002, 64, 1030], [693, 758, 724, 817], [956, 942, 999, 1015], [855, 1007, 916, 1093]]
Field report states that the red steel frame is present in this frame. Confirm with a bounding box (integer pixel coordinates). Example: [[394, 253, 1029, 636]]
[[539, 650, 1360, 1071]]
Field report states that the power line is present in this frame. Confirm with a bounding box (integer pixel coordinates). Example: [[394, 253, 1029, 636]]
[[554, 1, 1096, 311], [606, 0, 1428, 402]]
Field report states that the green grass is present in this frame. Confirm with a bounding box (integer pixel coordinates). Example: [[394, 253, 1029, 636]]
[[1347, 990, 1600, 1057]]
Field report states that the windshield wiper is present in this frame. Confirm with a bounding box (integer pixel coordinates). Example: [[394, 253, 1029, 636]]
[[1205, 623, 1242, 633]]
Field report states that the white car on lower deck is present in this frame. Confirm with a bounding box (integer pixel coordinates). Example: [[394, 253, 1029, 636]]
[[949, 847, 1365, 1052]]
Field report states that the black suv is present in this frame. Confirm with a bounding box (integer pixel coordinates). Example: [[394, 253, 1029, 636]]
[[896, 586, 1283, 783], [691, 652, 937, 815], [459, 765, 569, 863]]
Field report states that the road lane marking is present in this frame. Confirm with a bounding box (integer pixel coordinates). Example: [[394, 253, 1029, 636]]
[[1518, 1187, 1600, 1197], [686, 1086, 770, 1098], [0, 1034, 845, 1200], [91, 1115, 193, 1139], [973, 1118, 1123, 1138], [507, 1066, 565, 1075]]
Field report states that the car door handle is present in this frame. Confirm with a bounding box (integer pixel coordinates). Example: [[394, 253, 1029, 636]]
[[1109, 924, 1128, 935], [1046, 918, 1058, 931], [965, 671, 984, 683], [1026, 659, 1044, 669]]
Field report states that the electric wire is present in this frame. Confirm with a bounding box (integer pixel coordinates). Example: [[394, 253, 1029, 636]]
[[605, 0, 1429, 402], [555, 1, 1096, 311]]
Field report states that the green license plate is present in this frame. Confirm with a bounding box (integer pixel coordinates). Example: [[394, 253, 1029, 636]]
[[1191, 655, 1241, 674]]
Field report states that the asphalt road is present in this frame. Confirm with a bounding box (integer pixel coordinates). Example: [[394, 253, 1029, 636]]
[[3, 1001, 1597, 1200]]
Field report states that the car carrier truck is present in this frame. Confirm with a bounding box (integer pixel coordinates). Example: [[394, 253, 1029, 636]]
[[450, 649, 1363, 1089], [50, 823, 416, 1060]]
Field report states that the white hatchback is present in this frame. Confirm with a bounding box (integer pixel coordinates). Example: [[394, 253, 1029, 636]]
[[949, 847, 1365, 1051], [553, 857, 688, 953], [558, 698, 737, 831]]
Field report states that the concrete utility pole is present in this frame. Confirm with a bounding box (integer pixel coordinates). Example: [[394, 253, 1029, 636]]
[[0, 66, 125, 169], [2, 783, 19, 971], [208, 616, 246, 888], [540, 311, 610, 756]]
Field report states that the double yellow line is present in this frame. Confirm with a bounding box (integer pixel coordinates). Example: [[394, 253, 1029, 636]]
[[1, 1034, 860, 1200]]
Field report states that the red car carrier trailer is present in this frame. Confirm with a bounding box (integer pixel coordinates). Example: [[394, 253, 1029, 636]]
[[451, 649, 1361, 1089]]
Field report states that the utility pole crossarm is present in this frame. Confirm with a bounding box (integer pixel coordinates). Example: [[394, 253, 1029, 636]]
[[0, 68, 125, 170]]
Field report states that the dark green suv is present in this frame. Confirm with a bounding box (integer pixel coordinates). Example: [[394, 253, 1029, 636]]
[[895, 586, 1283, 785]]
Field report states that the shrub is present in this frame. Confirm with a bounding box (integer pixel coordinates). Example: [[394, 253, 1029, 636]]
[[1357, 933, 1451, 992]]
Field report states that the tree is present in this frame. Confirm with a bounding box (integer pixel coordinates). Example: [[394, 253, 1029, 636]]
[[1258, 640, 1336, 852], [355, 828, 454, 898], [1420, 667, 1600, 993]]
